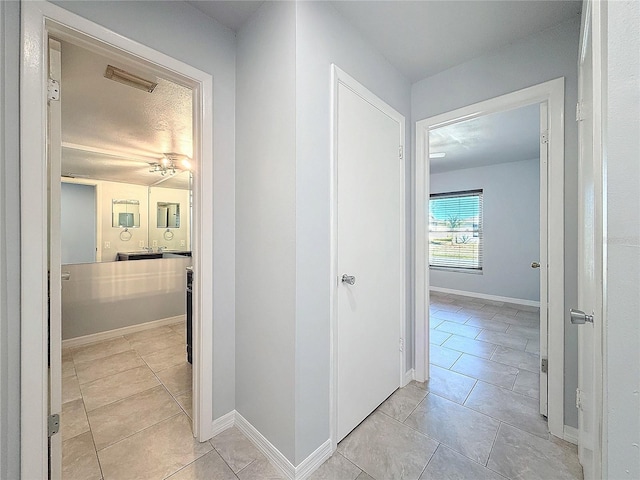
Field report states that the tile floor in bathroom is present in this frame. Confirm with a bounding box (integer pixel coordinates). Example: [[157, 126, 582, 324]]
[[61, 293, 582, 480]]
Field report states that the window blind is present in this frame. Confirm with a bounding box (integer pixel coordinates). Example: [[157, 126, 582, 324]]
[[428, 189, 483, 270]]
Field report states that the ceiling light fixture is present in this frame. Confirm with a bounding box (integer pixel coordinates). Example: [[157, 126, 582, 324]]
[[104, 65, 157, 93], [149, 161, 176, 176], [149, 153, 192, 176], [429, 152, 446, 159]]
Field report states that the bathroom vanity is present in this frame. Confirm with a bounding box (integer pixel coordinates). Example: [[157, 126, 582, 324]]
[[116, 250, 191, 261]]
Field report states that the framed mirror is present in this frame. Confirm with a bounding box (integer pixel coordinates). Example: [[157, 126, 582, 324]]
[[112, 199, 140, 228], [157, 202, 180, 228]]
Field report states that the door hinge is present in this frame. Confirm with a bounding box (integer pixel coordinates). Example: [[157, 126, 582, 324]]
[[47, 79, 60, 101], [398, 146, 403, 160], [48, 413, 60, 437], [541, 357, 548, 374], [576, 102, 583, 122], [399, 338, 404, 352], [540, 130, 548, 145], [576, 388, 582, 410]]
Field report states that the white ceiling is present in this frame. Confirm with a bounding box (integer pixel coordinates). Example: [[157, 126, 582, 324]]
[[60, 40, 193, 188], [60, 1, 578, 187], [187, 1, 264, 31], [187, 1, 581, 82], [331, 1, 581, 82], [429, 103, 540, 174]]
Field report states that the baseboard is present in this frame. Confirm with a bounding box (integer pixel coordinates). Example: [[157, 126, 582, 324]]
[[62, 315, 185, 348], [233, 412, 332, 479], [294, 439, 332, 480], [429, 286, 540, 308], [403, 368, 415, 386], [211, 410, 236, 437], [235, 412, 296, 479], [563, 425, 578, 445]]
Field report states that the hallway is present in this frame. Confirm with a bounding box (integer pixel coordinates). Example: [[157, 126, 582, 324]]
[[311, 292, 583, 480], [61, 294, 583, 479]]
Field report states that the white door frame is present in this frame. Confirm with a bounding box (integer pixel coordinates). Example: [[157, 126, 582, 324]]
[[329, 65, 406, 450], [20, 2, 214, 477], [414, 78, 566, 438]]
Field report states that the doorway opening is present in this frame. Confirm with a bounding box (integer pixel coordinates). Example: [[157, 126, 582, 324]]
[[20, 4, 215, 478], [414, 78, 566, 439], [53, 34, 196, 478]]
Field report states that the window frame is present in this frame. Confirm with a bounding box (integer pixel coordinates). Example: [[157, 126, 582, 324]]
[[428, 189, 484, 272]]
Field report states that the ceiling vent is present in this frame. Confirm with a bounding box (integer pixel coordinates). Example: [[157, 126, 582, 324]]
[[104, 65, 157, 93]]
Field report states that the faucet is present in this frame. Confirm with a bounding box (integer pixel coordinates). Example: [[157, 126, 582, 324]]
[[143, 246, 153, 253], [157, 246, 166, 253]]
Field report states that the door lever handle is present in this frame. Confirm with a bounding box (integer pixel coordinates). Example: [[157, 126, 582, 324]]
[[531, 262, 540, 269], [341, 274, 356, 285], [61, 272, 71, 281], [570, 308, 594, 324]]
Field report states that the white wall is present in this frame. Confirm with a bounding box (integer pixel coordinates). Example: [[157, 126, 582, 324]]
[[411, 16, 581, 428], [295, 1, 411, 463], [49, 0, 237, 419], [236, 0, 412, 465], [0, 1, 21, 477], [430, 159, 540, 302], [604, 1, 640, 477], [235, 1, 297, 462], [62, 257, 190, 339]]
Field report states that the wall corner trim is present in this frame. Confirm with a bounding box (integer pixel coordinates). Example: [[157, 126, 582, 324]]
[[235, 411, 296, 478], [403, 369, 415, 387], [293, 439, 333, 479], [225, 411, 331, 479], [210, 410, 236, 437], [562, 425, 579, 445]]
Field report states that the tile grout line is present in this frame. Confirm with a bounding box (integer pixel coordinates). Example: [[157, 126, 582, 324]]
[[485, 420, 503, 468], [208, 435, 248, 478], [417, 442, 441, 479]]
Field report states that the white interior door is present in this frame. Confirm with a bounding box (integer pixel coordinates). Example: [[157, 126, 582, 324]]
[[48, 38, 63, 479], [574, 1, 603, 478], [336, 79, 404, 442]]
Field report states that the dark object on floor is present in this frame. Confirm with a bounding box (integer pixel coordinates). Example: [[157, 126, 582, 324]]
[[186, 266, 193, 364]]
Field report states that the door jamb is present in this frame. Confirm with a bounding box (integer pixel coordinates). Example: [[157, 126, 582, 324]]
[[414, 78, 565, 438], [20, 3, 215, 477], [329, 64, 406, 450]]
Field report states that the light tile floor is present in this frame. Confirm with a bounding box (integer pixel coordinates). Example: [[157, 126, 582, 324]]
[[313, 292, 583, 480], [62, 293, 583, 479]]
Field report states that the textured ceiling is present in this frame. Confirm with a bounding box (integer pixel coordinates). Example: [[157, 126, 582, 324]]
[[60, 40, 193, 187], [429, 103, 540, 174]]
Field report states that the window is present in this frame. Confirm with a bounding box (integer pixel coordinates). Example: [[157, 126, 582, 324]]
[[429, 190, 483, 270]]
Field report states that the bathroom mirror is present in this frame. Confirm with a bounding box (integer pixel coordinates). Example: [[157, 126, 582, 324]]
[[157, 202, 180, 228], [112, 199, 140, 228], [62, 169, 191, 263], [148, 170, 191, 252]]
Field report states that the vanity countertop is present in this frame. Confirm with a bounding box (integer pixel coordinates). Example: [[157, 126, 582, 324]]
[[116, 250, 191, 261]]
